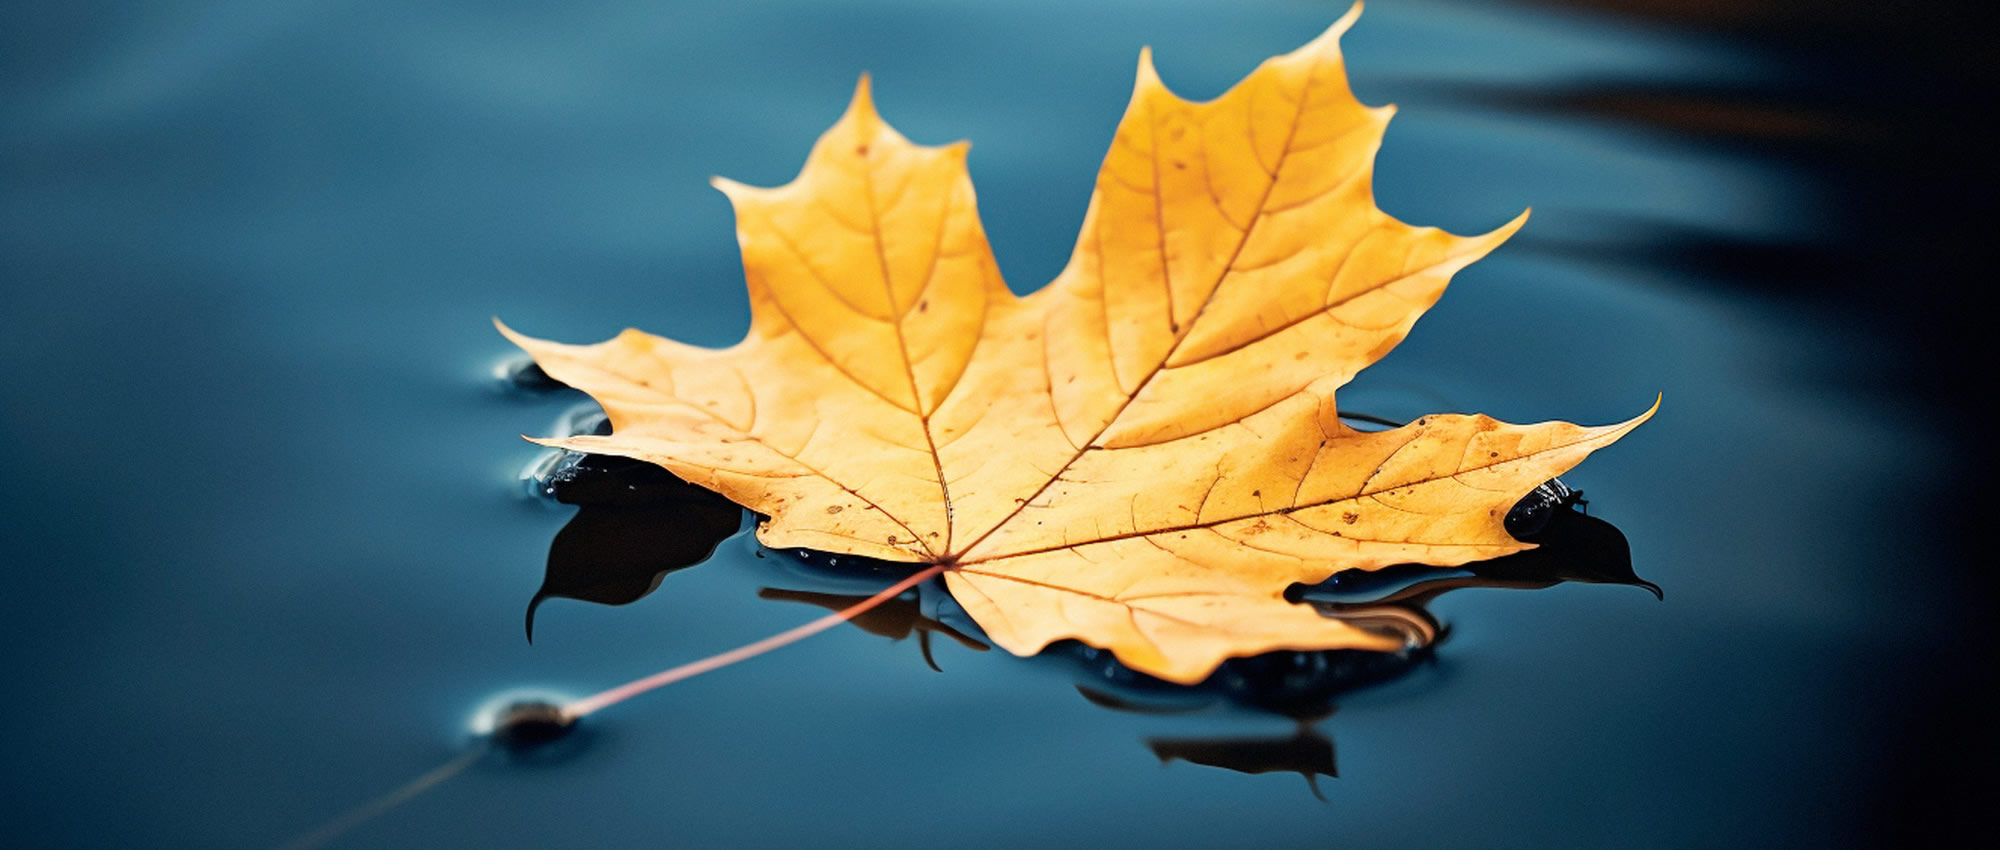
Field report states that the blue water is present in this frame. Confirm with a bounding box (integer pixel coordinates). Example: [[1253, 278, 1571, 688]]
[[2, 1, 1976, 847]]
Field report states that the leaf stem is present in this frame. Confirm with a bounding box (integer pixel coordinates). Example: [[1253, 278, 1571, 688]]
[[561, 563, 949, 719], [275, 745, 487, 850]]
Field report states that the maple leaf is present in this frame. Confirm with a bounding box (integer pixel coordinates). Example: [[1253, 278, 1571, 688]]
[[500, 6, 1652, 684]]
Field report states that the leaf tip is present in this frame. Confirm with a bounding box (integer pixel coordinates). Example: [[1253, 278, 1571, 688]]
[[1493, 207, 1532, 240], [1604, 394, 1661, 439], [1298, 2, 1364, 58], [1132, 45, 1163, 95], [845, 72, 878, 125], [1338, 1, 1366, 33], [709, 174, 750, 198], [493, 317, 537, 350]]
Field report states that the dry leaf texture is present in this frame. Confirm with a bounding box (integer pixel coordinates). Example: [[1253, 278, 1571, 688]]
[[502, 6, 1653, 683]]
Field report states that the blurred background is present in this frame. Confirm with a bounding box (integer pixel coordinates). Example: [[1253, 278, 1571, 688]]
[[3, 0, 1988, 846]]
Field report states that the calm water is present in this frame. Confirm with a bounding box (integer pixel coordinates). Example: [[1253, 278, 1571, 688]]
[[3, 1, 1982, 847]]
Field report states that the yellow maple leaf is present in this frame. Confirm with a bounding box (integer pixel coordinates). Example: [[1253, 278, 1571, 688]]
[[501, 6, 1653, 684]]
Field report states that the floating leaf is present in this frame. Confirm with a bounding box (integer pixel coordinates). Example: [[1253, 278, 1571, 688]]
[[503, 5, 1650, 683]]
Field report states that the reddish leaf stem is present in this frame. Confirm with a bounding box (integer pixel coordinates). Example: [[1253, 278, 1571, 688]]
[[561, 563, 949, 719], [276, 745, 487, 850]]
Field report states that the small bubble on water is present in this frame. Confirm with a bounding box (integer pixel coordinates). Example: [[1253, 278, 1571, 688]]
[[469, 690, 581, 756], [488, 700, 574, 752]]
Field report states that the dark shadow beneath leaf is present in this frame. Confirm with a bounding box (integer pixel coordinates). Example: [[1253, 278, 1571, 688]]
[[1065, 496, 1657, 790], [526, 455, 744, 641], [1478, 506, 1661, 598], [494, 354, 570, 395], [526, 458, 1656, 792], [540, 450, 688, 507]]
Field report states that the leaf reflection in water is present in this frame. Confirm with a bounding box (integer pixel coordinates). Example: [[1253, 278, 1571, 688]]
[[525, 448, 1658, 794], [1149, 723, 1339, 801], [525, 451, 744, 641], [757, 587, 988, 671]]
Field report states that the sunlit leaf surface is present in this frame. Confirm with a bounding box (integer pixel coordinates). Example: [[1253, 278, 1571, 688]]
[[503, 6, 1651, 683]]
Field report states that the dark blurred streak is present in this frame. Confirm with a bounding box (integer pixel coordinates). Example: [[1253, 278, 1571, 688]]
[[1409, 82, 1859, 145], [1399, 74, 1977, 342], [1515, 89, 1841, 143], [1448, 0, 1994, 413], [1504, 213, 1846, 301], [1489, 2, 1996, 840], [1510, 0, 1988, 79], [1395, 77, 1887, 295]]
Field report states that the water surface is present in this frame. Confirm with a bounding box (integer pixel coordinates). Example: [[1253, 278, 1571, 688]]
[[2, 1, 1981, 846]]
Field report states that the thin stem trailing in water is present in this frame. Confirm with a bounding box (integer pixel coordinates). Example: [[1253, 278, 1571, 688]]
[[562, 563, 949, 719], [276, 561, 947, 849], [275, 745, 487, 850]]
